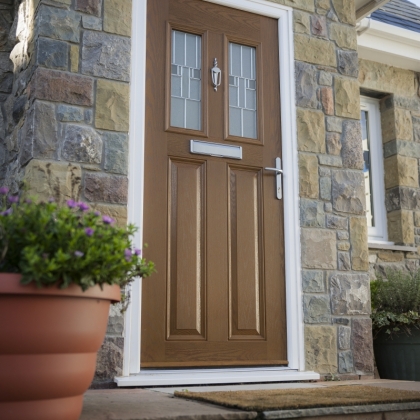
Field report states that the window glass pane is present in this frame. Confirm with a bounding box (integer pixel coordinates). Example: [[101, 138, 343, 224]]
[[229, 107, 242, 137], [361, 110, 375, 228], [228, 42, 257, 139], [171, 30, 202, 130]]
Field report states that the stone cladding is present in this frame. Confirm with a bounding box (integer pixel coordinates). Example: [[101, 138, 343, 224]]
[[0, 0, 374, 385], [0, 0, 18, 177], [359, 59, 420, 282], [291, 0, 373, 380]]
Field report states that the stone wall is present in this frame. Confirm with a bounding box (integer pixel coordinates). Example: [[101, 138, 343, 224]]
[[0, 0, 131, 388], [359, 59, 420, 280], [0, 0, 18, 181], [291, 0, 373, 379], [1, 0, 375, 386]]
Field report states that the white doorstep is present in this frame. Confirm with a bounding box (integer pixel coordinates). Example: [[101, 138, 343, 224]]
[[115, 368, 320, 387]]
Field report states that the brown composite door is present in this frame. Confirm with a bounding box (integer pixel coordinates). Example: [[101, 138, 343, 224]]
[[141, 0, 287, 368]]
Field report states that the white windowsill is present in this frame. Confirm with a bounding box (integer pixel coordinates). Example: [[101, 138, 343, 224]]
[[368, 241, 417, 252], [115, 368, 320, 387]]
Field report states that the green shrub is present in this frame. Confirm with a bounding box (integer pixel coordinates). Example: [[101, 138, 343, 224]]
[[371, 270, 420, 336], [0, 187, 154, 301]]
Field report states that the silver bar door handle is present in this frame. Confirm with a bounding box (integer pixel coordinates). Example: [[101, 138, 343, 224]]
[[265, 157, 283, 200]]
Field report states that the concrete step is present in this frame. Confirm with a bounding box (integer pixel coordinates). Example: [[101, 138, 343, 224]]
[[80, 380, 420, 420]]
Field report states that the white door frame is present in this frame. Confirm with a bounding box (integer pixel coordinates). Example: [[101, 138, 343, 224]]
[[117, 0, 318, 386]]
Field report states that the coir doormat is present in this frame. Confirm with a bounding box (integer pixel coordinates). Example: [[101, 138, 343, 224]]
[[174, 385, 420, 411]]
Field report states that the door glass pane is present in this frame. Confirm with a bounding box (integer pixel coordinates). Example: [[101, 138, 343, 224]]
[[229, 43, 257, 139], [361, 110, 374, 227], [171, 30, 202, 130]]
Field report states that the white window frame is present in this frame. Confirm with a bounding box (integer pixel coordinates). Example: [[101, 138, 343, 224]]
[[360, 96, 390, 244], [116, 0, 320, 386]]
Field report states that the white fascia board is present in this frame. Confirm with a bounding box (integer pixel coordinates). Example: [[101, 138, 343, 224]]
[[358, 18, 420, 71]]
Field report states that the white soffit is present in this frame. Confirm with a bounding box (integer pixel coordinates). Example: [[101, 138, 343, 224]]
[[356, 0, 391, 21], [358, 18, 420, 72]]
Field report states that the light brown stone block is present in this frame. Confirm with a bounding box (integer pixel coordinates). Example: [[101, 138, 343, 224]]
[[282, 0, 315, 12], [338, 242, 350, 251], [305, 325, 338, 373], [377, 251, 404, 262], [92, 203, 128, 227], [381, 108, 396, 143], [316, 0, 330, 14], [299, 153, 319, 198], [104, 0, 132, 37], [395, 108, 413, 141], [332, 0, 356, 25], [294, 34, 336, 67], [350, 217, 369, 271], [95, 79, 130, 131], [359, 59, 417, 97], [70, 45, 79, 73], [293, 10, 310, 34], [388, 210, 414, 245], [415, 211, 420, 227], [334, 77, 360, 119], [384, 155, 418, 188], [297, 108, 326, 153], [330, 23, 357, 50], [23, 159, 82, 204], [301, 228, 337, 269]]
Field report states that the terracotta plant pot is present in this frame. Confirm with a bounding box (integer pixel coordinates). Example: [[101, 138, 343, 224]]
[[0, 273, 120, 420]]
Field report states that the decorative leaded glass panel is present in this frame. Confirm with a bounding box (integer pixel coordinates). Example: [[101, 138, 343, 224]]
[[229, 43, 257, 139], [171, 30, 202, 130]]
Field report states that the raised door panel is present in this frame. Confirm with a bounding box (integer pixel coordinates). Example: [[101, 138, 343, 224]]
[[228, 165, 265, 340], [167, 158, 206, 340]]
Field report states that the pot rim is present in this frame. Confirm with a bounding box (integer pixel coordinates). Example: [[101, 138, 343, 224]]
[[0, 273, 121, 302]]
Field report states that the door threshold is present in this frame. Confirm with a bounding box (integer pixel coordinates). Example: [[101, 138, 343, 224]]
[[115, 367, 320, 387]]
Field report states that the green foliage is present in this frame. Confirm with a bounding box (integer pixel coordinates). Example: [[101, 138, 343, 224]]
[[0, 190, 155, 301], [371, 270, 420, 336]]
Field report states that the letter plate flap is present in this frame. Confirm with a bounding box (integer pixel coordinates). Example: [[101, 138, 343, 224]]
[[190, 140, 242, 160]]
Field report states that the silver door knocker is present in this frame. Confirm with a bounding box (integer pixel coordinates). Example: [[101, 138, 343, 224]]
[[211, 58, 221, 91]]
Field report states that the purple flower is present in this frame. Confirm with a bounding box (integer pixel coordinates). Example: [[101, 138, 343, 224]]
[[66, 200, 77, 208], [124, 248, 132, 261], [0, 187, 9, 195], [25, 199, 32, 204], [74, 251, 84, 258], [134, 248, 142, 256], [1, 208, 12, 216], [78, 202, 89, 211], [85, 227, 94, 237], [7, 195, 19, 203], [48, 197, 55, 203], [94, 211, 101, 217], [102, 215, 115, 225]]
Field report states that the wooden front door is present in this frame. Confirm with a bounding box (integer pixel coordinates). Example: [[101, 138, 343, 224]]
[[141, 0, 287, 368]]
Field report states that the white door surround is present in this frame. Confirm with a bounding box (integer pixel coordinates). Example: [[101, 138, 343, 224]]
[[117, 0, 318, 386]]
